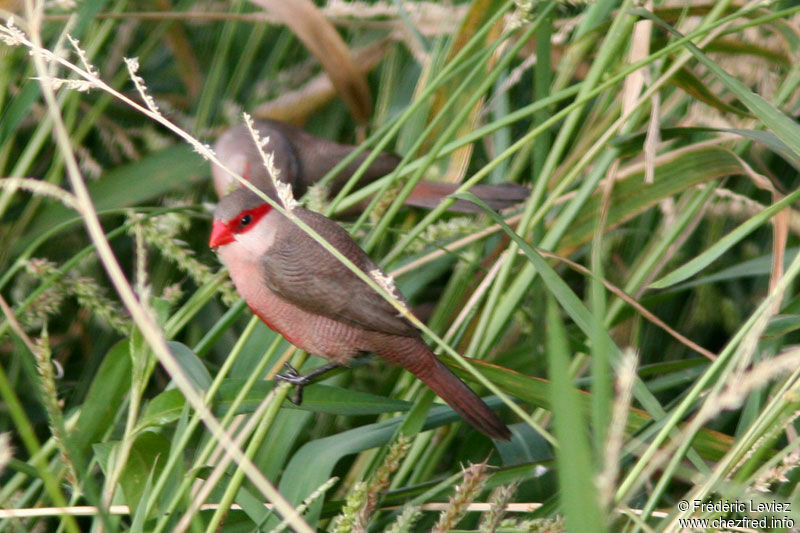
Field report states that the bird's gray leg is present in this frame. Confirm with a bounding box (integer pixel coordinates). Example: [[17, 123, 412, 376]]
[[275, 362, 342, 405]]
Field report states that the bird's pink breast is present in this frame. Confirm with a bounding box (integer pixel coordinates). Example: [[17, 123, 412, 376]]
[[223, 251, 363, 363]]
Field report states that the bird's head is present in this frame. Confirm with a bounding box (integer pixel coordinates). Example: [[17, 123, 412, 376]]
[[209, 188, 274, 249]]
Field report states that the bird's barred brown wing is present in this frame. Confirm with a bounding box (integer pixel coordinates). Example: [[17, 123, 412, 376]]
[[259, 208, 417, 337]]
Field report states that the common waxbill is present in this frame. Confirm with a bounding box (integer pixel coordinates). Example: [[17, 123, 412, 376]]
[[212, 119, 529, 214], [210, 187, 512, 440]]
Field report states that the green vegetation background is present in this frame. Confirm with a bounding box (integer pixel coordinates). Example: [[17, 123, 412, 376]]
[[2, 1, 800, 531]]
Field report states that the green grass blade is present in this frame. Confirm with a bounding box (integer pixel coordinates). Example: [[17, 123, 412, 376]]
[[546, 295, 606, 532]]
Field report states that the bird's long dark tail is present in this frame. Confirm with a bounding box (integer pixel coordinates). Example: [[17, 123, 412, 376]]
[[377, 336, 511, 440], [406, 182, 529, 214]]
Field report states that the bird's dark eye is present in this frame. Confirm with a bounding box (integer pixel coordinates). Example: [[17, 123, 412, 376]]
[[239, 214, 252, 227]]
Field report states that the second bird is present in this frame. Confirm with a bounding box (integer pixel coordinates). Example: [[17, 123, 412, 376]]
[[212, 119, 529, 214]]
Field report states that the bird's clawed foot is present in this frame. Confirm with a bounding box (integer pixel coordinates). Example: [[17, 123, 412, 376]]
[[275, 363, 307, 404], [275, 362, 341, 405]]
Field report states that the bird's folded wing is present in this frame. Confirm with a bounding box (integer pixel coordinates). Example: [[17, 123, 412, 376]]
[[260, 209, 417, 337]]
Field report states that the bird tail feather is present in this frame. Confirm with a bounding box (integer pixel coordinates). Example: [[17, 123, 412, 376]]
[[378, 337, 511, 440], [407, 182, 528, 213]]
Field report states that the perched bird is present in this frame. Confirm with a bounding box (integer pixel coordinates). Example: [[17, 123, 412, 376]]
[[210, 187, 511, 440], [211, 119, 529, 214]]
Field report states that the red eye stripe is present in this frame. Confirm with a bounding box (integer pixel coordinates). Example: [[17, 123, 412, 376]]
[[227, 202, 272, 234]]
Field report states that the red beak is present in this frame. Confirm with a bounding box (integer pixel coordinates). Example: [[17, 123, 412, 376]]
[[209, 220, 234, 248]]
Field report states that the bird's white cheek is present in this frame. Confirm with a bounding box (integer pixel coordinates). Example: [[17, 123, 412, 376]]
[[232, 216, 277, 257]]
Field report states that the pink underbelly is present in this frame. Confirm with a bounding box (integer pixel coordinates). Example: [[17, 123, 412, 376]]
[[251, 298, 363, 362], [224, 257, 364, 362]]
